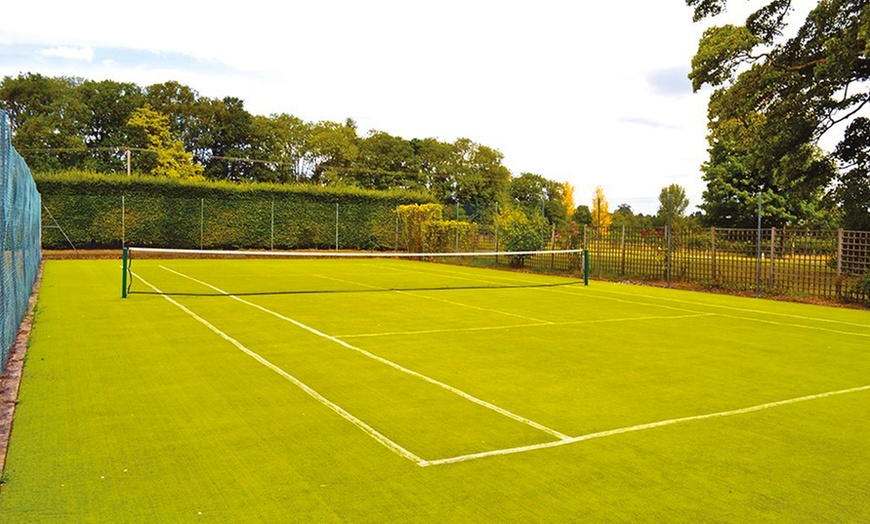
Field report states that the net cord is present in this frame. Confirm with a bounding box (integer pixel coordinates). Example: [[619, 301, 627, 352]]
[[126, 247, 584, 258]]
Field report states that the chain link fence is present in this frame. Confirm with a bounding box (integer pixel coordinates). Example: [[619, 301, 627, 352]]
[[1, 110, 42, 370]]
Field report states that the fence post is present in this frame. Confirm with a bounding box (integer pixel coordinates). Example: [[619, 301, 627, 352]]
[[456, 201, 460, 252], [769, 227, 776, 289], [121, 195, 126, 247], [335, 203, 340, 251], [666, 224, 671, 288], [620, 224, 626, 276], [494, 202, 499, 257], [837, 228, 844, 299], [200, 198, 204, 250], [711, 227, 717, 283], [837, 228, 844, 276]]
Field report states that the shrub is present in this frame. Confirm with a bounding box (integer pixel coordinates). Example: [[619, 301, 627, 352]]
[[497, 209, 547, 267]]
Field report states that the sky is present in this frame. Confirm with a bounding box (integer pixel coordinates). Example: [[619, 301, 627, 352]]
[[0, 0, 819, 214]]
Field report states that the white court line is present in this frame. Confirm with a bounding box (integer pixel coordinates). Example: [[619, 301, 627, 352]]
[[370, 262, 706, 316], [582, 287, 870, 330], [130, 271, 425, 465], [338, 313, 713, 339], [313, 273, 554, 324], [158, 265, 571, 442], [423, 384, 870, 467], [406, 264, 870, 334]]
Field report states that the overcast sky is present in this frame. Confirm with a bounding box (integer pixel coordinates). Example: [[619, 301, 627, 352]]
[[0, 1, 819, 214]]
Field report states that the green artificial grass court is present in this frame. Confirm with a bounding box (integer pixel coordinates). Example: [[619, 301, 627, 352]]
[[1, 257, 869, 522]]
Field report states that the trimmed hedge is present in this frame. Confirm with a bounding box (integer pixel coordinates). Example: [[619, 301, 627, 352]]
[[36, 171, 434, 250]]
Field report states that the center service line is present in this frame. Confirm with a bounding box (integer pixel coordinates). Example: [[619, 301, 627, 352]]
[[159, 266, 571, 442]]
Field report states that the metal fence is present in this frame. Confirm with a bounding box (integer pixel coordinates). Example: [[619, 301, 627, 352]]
[[40, 193, 870, 305], [1, 110, 42, 370], [583, 226, 870, 304]]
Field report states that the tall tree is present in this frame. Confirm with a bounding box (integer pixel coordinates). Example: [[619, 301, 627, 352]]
[[355, 131, 420, 190], [126, 106, 203, 179], [562, 181, 575, 219], [0, 74, 86, 171], [687, 0, 868, 227], [450, 138, 511, 209], [251, 113, 313, 183], [411, 137, 455, 200], [591, 186, 612, 230], [656, 184, 690, 226], [200, 96, 255, 181], [308, 119, 360, 184]]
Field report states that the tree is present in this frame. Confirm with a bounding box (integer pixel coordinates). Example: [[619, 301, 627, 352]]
[[355, 131, 420, 190], [126, 106, 203, 179], [249, 113, 313, 183], [0, 74, 87, 171], [591, 186, 612, 230], [686, 0, 868, 228], [562, 181, 575, 218], [656, 184, 690, 226], [199, 96, 256, 181], [308, 119, 360, 184], [573, 205, 593, 226], [450, 138, 511, 209]]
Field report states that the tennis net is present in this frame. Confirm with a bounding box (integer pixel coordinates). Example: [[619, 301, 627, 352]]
[[122, 247, 588, 297]]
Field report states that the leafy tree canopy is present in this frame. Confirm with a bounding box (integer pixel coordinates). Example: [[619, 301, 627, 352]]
[[687, 0, 870, 228]]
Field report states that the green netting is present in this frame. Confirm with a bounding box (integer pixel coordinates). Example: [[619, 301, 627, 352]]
[[1, 109, 42, 370]]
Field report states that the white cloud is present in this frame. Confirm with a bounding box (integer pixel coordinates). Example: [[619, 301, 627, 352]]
[[41, 46, 94, 61]]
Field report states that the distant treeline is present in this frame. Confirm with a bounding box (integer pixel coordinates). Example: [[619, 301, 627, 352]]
[[1, 73, 582, 225]]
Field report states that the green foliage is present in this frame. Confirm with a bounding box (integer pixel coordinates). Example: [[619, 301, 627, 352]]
[[421, 220, 479, 253], [127, 106, 204, 180], [573, 205, 593, 226], [497, 209, 547, 266], [36, 171, 432, 249], [396, 203, 444, 252], [656, 184, 690, 227], [686, 0, 868, 229], [689, 25, 760, 92], [856, 273, 870, 303], [2, 74, 575, 215]]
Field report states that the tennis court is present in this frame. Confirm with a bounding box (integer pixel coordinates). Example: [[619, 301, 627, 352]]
[[2, 254, 869, 521]]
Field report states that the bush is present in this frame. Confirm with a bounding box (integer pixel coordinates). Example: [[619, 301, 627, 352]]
[[421, 220, 479, 253], [497, 209, 547, 267]]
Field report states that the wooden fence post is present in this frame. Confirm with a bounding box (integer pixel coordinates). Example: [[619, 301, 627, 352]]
[[769, 227, 776, 289], [711, 227, 717, 283]]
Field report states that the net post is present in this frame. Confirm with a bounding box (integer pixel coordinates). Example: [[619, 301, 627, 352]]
[[121, 247, 129, 298], [583, 249, 590, 286]]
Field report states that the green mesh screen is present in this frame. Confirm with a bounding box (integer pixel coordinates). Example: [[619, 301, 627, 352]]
[[1, 109, 42, 370]]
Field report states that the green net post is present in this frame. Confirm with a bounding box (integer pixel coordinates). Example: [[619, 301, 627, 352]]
[[122, 247, 129, 298], [583, 249, 589, 286]]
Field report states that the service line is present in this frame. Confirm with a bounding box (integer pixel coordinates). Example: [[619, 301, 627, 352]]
[[158, 265, 570, 442]]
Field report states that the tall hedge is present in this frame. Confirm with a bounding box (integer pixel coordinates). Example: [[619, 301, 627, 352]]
[[35, 171, 434, 250]]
